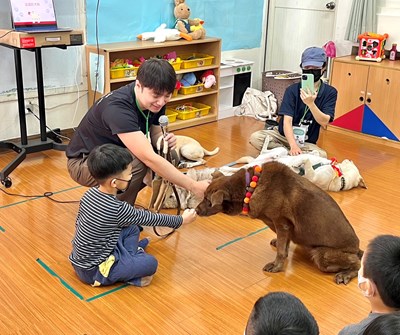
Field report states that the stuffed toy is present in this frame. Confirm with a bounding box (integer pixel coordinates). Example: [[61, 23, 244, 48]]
[[200, 70, 216, 88], [180, 72, 197, 86], [190, 18, 204, 32], [137, 23, 192, 43], [173, 0, 206, 40]]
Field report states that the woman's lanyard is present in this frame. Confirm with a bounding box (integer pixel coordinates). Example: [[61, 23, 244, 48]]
[[135, 98, 150, 141], [300, 106, 309, 124]]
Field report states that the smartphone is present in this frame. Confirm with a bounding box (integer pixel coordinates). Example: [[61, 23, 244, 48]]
[[301, 73, 315, 94]]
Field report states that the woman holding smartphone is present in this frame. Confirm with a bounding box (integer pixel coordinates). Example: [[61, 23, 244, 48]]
[[250, 47, 338, 158]]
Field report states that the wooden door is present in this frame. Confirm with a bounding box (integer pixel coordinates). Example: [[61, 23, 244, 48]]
[[367, 66, 400, 139], [330, 61, 369, 119]]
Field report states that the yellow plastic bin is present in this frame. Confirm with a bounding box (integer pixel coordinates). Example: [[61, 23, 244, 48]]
[[179, 53, 214, 69], [190, 102, 211, 117], [166, 104, 198, 120], [110, 66, 138, 79], [179, 83, 204, 95], [165, 110, 178, 123], [171, 59, 182, 71]]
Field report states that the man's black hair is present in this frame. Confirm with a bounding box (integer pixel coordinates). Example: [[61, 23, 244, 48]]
[[87, 144, 133, 183], [136, 58, 176, 95]]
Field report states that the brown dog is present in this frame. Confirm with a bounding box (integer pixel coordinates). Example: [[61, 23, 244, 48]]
[[196, 162, 363, 284]]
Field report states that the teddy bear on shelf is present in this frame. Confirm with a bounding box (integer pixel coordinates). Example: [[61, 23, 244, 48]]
[[173, 0, 206, 40], [137, 23, 192, 43]]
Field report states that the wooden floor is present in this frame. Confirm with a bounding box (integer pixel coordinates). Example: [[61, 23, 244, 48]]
[[1, 116, 399, 335]]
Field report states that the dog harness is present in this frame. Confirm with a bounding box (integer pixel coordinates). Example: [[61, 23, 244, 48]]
[[242, 165, 262, 215]]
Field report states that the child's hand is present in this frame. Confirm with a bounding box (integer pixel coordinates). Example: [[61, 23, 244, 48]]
[[182, 208, 197, 224]]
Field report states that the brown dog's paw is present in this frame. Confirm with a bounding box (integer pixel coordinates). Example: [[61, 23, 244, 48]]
[[270, 239, 277, 247], [334, 270, 358, 285], [263, 261, 283, 273]]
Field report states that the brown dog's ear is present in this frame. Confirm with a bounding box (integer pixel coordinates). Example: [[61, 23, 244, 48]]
[[210, 189, 228, 207]]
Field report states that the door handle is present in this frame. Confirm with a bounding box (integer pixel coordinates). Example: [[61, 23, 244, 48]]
[[326, 2, 336, 10]]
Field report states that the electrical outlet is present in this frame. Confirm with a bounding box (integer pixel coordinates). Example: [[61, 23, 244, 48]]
[[25, 100, 34, 115]]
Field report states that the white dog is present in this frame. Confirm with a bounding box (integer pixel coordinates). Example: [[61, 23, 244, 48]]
[[222, 149, 367, 192]]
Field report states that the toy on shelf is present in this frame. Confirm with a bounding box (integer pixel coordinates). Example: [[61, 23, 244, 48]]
[[137, 23, 192, 43], [190, 18, 204, 32], [180, 72, 197, 86], [173, 0, 206, 40], [356, 32, 389, 62], [200, 70, 216, 88]]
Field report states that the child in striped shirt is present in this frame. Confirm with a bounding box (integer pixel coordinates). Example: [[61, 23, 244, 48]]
[[69, 143, 197, 287]]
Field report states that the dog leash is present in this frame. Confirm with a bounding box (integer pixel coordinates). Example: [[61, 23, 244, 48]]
[[151, 136, 181, 238]]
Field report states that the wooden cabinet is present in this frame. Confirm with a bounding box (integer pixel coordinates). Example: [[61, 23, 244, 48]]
[[330, 56, 400, 141], [86, 37, 221, 131]]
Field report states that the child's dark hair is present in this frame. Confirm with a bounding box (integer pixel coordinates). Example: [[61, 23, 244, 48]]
[[363, 312, 400, 335], [364, 234, 400, 308], [246, 292, 319, 335], [87, 144, 133, 183], [136, 58, 176, 95]]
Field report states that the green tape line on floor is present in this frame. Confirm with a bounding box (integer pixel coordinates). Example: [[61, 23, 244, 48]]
[[36, 258, 84, 300], [216, 226, 269, 250]]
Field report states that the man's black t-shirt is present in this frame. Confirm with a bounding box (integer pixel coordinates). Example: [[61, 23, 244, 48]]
[[66, 82, 165, 158]]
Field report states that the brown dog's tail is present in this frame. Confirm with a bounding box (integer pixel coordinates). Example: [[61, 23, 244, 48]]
[[357, 249, 364, 259], [203, 147, 220, 156]]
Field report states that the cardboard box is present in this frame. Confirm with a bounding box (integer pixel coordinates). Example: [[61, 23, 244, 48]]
[[0, 29, 84, 49]]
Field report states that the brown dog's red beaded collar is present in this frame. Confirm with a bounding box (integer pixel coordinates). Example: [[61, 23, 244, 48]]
[[242, 165, 262, 215]]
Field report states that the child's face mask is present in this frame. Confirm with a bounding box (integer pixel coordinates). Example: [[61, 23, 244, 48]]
[[358, 269, 374, 297]]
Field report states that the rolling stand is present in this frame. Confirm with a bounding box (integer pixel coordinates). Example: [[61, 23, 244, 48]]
[[0, 30, 83, 187]]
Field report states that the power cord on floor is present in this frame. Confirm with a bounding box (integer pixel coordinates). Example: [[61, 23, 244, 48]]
[[26, 108, 71, 142], [0, 187, 79, 204]]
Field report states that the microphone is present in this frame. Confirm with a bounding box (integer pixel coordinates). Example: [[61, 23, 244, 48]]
[[159, 115, 169, 138]]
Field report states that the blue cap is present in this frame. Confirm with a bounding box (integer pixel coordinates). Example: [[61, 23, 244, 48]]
[[301, 47, 327, 67]]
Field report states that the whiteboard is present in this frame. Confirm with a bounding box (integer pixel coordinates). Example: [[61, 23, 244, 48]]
[[0, 0, 83, 94]]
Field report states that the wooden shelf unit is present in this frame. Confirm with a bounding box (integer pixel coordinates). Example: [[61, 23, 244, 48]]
[[86, 37, 221, 130]]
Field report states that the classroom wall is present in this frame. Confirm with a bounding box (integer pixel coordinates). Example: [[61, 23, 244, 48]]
[[0, 0, 399, 142]]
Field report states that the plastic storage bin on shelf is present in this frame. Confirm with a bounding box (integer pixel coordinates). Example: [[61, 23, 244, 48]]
[[186, 102, 211, 117], [179, 83, 204, 95], [167, 103, 198, 120], [170, 59, 182, 71], [179, 53, 214, 69], [165, 110, 178, 123], [110, 66, 138, 79]]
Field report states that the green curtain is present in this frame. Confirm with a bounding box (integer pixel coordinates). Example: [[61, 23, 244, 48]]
[[345, 0, 377, 42]]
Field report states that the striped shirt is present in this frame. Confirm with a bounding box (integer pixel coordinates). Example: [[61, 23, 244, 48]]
[[69, 187, 182, 269]]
